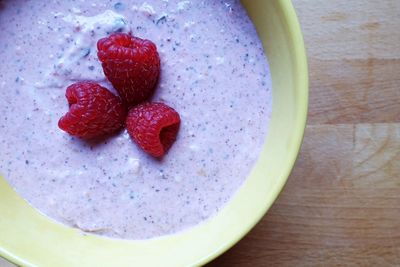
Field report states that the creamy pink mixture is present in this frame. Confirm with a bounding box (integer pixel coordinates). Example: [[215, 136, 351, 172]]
[[0, 0, 271, 239]]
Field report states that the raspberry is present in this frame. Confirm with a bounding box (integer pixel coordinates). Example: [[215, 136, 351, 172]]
[[126, 102, 181, 158], [97, 33, 160, 107], [58, 81, 127, 139]]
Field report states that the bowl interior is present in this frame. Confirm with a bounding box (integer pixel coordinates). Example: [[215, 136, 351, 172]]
[[0, 1, 308, 266]]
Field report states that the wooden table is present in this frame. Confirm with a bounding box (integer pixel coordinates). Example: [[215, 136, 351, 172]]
[[208, 1, 400, 266], [2, 1, 400, 266]]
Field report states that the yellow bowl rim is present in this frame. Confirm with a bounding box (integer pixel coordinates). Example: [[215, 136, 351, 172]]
[[0, 0, 308, 266], [196, 1, 309, 264]]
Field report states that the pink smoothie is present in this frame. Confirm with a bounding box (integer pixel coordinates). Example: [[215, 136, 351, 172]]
[[0, 0, 272, 239]]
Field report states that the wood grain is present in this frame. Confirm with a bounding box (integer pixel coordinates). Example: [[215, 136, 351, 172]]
[[208, 124, 400, 266], [310, 59, 400, 124], [303, 0, 400, 124], [207, 0, 400, 266], [2, 0, 400, 266]]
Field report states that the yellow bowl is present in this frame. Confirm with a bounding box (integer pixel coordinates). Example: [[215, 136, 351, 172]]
[[0, 1, 308, 266]]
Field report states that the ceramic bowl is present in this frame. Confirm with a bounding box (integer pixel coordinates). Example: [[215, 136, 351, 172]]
[[0, 1, 308, 266]]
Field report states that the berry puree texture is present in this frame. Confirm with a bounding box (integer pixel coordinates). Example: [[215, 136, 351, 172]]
[[0, 0, 272, 239]]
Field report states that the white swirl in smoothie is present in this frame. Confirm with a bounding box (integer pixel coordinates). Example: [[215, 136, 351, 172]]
[[0, 0, 272, 239], [34, 10, 128, 89]]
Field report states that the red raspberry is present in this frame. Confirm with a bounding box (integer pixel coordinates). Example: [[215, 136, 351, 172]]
[[58, 81, 127, 139], [97, 33, 160, 107], [126, 102, 181, 158]]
